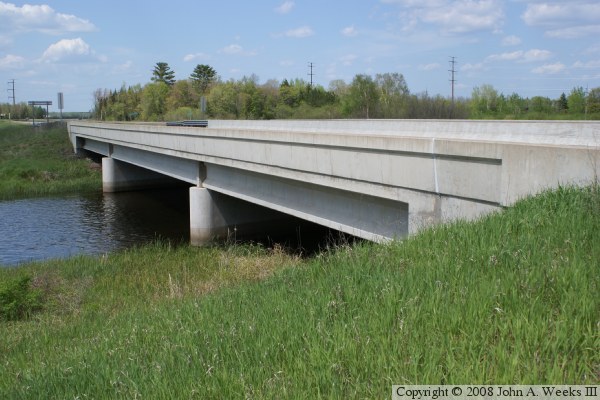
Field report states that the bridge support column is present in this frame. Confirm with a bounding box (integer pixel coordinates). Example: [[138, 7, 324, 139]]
[[102, 157, 179, 193], [189, 186, 295, 246], [190, 187, 228, 245]]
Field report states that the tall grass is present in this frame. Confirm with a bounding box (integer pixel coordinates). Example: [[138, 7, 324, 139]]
[[0, 121, 101, 199], [0, 185, 597, 398]]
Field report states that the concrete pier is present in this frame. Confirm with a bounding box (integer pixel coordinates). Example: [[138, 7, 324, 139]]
[[189, 186, 298, 245], [189, 187, 227, 245]]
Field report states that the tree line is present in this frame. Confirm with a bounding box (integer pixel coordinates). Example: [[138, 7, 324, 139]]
[[0, 103, 48, 120], [92, 62, 471, 121], [469, 84, 600, 119], [2, 62, 599, 121]]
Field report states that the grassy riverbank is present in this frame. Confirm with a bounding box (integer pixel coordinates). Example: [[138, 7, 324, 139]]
[[0, 121, 100, 199], [1, 185, 598, 398]]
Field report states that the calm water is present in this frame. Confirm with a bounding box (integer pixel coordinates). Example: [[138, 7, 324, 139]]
[[0, 189, 190, 266]]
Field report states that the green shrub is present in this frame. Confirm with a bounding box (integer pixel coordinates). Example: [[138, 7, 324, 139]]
[[0, 275, 42, 321]]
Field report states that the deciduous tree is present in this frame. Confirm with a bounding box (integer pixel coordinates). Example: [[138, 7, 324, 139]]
[[587, 87, 600, 113], [207, 80, 240, 118], [168, 80, 198, 110], [529, 96, 552, 113], [141, 82, 170, 120], [344, 74, 378, 118], [471, 84, 499, 115], [567, 87, 585, 114], [375, 72, 409, 118]]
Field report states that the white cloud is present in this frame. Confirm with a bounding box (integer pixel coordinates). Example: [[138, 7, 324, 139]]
[[0, 2, 95, 34], [486, 50, 522, 62], [422, 0, 504, 33], [522, 2, 600, 39], [531, 62, 565, 74], [341, 26, 358, 37], [40, 38, 101, 63], [486, 49, 552, 63], [0, 53, 25, 69], [522, 2, 600, 27], [391, 0, 504, 34], [284, 26, 314, 38], [279, 59, 294, 67], [183, 52, 210, 62], [219, 44, 257, 56], [460, 62, 485, 72], [545, 25, 600, 39], [521, 3, 564, 26], [521, 49, 552, 63], [573, 60, 600, 69], [221, 44, 242, 54], [275, 1, 294, 14], [419, 62, 440, 70], [29, 79, 55, 86], [501, 35, 521, 46], [462, 48, 554, 75]]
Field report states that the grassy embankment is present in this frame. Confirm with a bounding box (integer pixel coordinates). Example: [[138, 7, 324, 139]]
[[1, 184, 598, 397], [0, 121, 100, 200]]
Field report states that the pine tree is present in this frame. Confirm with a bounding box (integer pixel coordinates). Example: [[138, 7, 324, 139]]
[[190, 64, 217, 94], [151, 62, 176, 86], [557, 92, 568, 112]]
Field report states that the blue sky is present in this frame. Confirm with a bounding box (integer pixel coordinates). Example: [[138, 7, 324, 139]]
[[1, 0, 599, 112]]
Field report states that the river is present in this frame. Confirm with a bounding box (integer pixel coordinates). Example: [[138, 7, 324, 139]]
[[0, 188, 190, 266], [1, 188, 340, 267]]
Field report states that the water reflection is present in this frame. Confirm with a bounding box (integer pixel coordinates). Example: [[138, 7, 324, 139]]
[[0, 188, 189, 266], [1, 188, 356, 267]]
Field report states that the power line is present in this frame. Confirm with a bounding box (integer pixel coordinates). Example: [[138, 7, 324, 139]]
[[308, 62, 314, 87], [584, 86, 589, 119], [449, 57, 457, 103]]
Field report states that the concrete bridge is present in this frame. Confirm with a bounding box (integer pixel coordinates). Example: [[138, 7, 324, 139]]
[[68, 120, 600, 245]]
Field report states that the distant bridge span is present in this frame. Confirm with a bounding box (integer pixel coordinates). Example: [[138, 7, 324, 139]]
[[68, 120, 600, 245]]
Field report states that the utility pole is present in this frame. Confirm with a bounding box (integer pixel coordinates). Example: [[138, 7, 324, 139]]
[[308, 62, 314, 87], [584, 86, 589, 120], [7, 79, 15, 120], [448, 57, 457, 104]]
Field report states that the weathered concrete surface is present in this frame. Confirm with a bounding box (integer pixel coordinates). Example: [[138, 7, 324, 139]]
[[102, 157, 180, 193], [69, 119, 600, 243]]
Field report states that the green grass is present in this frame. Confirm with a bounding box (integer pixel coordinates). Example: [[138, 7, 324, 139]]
[[0, 121, 101, 199], [1, 185, 598, 398]]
